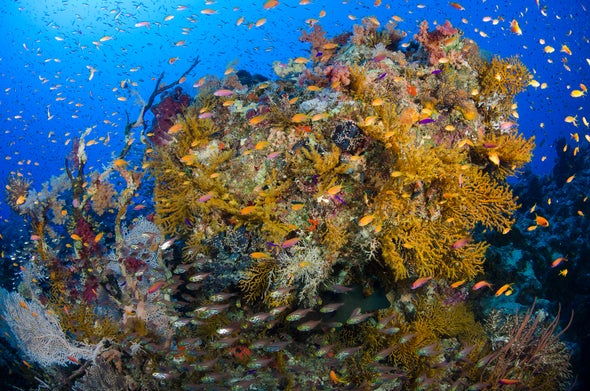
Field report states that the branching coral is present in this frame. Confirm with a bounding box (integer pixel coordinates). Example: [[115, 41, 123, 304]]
[[238, 257, 277, 305], [473, 131, 536, 179], [476, 56, 531, 122]]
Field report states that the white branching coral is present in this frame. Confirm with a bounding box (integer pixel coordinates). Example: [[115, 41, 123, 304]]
[[276, 245, 331, 306], [0, 289, 102, 368], [121, 216, 163, 268]]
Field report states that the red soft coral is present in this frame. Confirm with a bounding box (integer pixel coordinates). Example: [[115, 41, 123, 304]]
[[150, 87, 191, 146], [82, 276, 99, 303]]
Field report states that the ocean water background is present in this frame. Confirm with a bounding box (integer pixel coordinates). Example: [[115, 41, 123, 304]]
[[0, 0, 588, 223], [0, 0, 588, 388]]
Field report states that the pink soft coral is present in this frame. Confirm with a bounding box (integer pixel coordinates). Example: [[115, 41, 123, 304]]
[[414, 20, 459, 65], [324, 63, 351, 89]]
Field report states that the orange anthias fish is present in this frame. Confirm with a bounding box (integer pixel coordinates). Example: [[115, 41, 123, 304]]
[[148, 281, 166, 294], [451, 279, 466, 288], [551, 257, 567, 268], [329, 370, 347, 385], [240, 205, 256, 215], [452, 237, 470, 249], [535, 214, 549, 227], [263, 0, 279, 10], [411, 276, 433, 289], [472, 280, 492, 291], [358, 214, 375, 227], [510, 19, 522, 35], [448, 2, 465, 11], [281, 237, 301, 249], [499, 378, 520, 385], [495, 283, 514, 296]]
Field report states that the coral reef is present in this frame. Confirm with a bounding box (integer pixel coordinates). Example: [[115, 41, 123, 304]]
[[0, 18, 574, 391]]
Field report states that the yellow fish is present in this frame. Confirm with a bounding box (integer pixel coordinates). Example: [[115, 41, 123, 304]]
[[15, 195, 26, 205], [240, 205, 256, 215], [327, 185, 342, 195], [495, 283, 514, 296], [488, 152, 500, 166], [510, 19, 522, 35], [113, 159, 128, 167], [291, 113, 309, 123], [358, 214, 375, 227], [249, 114, 267, 125], [255, 141, 270, 150], [570, 90, 585, 98], [311, 113, 329, 121]]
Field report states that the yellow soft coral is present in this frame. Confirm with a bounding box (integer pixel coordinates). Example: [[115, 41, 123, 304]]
[[478, 56, 530, 99], [238, 257, 278, 305]]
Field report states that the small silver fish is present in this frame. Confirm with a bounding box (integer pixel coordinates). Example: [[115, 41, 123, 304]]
[[399, 332, 417, 344], [247, 358, 273, 369], [209, 292, 237, 302], [315, 344, 334, 357], [346, 307, 373, 325], [335, 346, 362, 360], [286, 308, 313, 322], [159, 237, 177, 250], [296, 319, 321, 331], [319, 302, 344, 313], [189, 273, 210, 282], [373, 346, 395, 361], [416, 343, 440, 357], [216, 326, 236, 336], [248, 312, 273, 324]]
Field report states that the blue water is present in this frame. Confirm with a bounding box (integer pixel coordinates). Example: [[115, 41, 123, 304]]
[[0, 0, 589, 388], [1, 1, 588, 214]]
